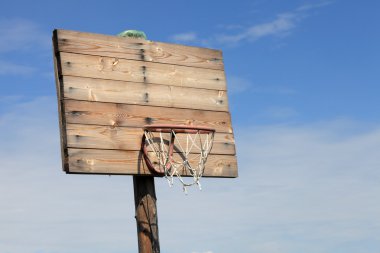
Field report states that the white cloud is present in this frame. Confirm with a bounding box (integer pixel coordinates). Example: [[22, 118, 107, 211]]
[[1, 97, 379, 253], [0, 97, 136, 253], [170, 32, 198, 43], [251, 84, 298, 95], [0, 18, 49, 52], [216, 12, 297, 45], [0, 19, 49, 76], [238, 121, 380, 252], [263, 106, 298, 119], [157, 120, 380, 253], [169, 1, 333, 47], [227, 76, 297, 95], [296, 1, 334, 12], [227, 76, 252, 94], [0, 60, 36, 75], [0, 95, 24, 103], [215, 1, 333, 46]]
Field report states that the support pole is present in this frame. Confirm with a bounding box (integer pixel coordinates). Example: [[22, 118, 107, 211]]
[[133, 176, 160, 253]]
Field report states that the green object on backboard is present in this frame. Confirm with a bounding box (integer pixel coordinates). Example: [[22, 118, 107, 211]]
[[117, 30, 147, 39]]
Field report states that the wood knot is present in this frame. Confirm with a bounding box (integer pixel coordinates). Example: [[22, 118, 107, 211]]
[[71, 111, 82, 116], [209, 58, 221, 62], [145, 117, 154, 124], [144, 92, 149, 103]]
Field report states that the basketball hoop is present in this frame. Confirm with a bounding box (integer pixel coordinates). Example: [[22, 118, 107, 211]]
[[141, 124, 215, 193]]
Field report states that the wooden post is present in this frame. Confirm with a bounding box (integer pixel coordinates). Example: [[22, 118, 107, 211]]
[[133, 176, 160, 253]]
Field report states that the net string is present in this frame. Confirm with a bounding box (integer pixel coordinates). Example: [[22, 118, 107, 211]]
[[144, 128, 214, 193]]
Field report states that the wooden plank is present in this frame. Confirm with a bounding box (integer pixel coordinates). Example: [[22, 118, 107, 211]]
[[67, 148, 238, 177], [66, 124, 235, 155], [55, 29, 223, 70], [62, 76, 229, 112], [60, 52, 226, 90], [64, 100, 233, 133]]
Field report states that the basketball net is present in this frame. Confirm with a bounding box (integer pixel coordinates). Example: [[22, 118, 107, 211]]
[[143, 126, 215, 193]]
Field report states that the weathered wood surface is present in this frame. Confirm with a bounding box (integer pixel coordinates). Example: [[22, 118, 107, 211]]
[[62, 76, 229, 111], [66, 123, 235, 155], [53, 29, 238, 177], [55, 29, 223, 70], [64, 100, 233, 133], [59, 52, 226, 90], [67, 148, 238, 177]]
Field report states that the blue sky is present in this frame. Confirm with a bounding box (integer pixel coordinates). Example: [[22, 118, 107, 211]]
[[1, 1, 380, 253]]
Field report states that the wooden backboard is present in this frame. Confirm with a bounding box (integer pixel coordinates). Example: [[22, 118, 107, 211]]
[[53, 29, 238, 177]]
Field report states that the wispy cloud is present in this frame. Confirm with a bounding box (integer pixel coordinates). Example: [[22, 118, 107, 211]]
[[0, 18, 49, 53], [0, 95, 23, 103], [227, 76, 252, 94], [0, 60, 36, 75], [170, 1, 333, 47], [296, 1, 334, 11], [215, 12, 297, 45], [0, 97, 136, 253], [1, 97, 379, 253], [252, 84, 298, 95], [159, 119, 380, 253], [0, 19, 50, 77], [227, 76, 298, 95], [170, 32, 198, 43], [263, 106, 298, 119], [215, 1, 333, 46]]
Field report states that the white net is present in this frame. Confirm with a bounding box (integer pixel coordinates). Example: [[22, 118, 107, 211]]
[[143, 127, 214, 193]]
